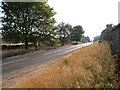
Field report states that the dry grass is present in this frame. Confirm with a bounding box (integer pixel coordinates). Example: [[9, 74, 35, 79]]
[[2, 49, 28, 58], [15, 42, 119, 88]]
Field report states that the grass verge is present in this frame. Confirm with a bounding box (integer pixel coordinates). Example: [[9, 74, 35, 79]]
[[15, 42, 119, 88]]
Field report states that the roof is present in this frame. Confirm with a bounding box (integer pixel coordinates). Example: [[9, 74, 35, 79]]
[[112, 23, 120, 31]]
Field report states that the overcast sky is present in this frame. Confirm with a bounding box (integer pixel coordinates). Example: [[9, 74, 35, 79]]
[[0, 0, 119, 40], [48, 0, 119, 40]]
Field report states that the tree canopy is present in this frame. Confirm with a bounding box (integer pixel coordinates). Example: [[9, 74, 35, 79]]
[[101, 24, 114, 42], [1, 2, 87, 49], [1, 2, 56, 49], [71, 25, 84, 42], [82, 36, 90, 42], [57, 22, 73, 46]]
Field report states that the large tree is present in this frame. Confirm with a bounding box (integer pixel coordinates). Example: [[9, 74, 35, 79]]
[[71, 25, 84, 43], [1, 2, 56, 49], [57, 22, 73, 46]]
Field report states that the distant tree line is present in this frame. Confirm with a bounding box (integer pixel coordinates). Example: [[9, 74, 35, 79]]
[[57, 22, 87, 46], [81, 36, 90, 43], [1, 1, 90, 49], [93, 36, 101, 42]]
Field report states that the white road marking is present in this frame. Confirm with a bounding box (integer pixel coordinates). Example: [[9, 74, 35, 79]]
[[57, 43, 92, 55], [43, 49, 63, 55], [43, 44, 87, 56], [5, 55, 21, 60], [43, 52, 52, 55], [2, 58, 29, 66], [59, 47, 81, 54]]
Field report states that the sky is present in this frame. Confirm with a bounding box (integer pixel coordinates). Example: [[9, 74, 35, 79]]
[[0, 0, 119, 40], [48, 0, 119, 40]]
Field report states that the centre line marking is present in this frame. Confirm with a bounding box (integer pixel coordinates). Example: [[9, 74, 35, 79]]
[[3, 58, 29, 66]]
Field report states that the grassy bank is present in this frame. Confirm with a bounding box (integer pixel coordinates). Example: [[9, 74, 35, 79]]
[[15, 42, 119, 88]]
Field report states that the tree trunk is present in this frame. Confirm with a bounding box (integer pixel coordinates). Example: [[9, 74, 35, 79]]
[[76, 41, 77, 44], [61, 40, 64, 46], [61, 42, 64, 46], [25, 40, 28, 49], [35, 43, 38, 50], [61, 37, 65, 46], [34, 42, 38, 50], [35, 45, 37, 50]]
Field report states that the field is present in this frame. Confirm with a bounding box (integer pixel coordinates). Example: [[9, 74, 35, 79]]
[[2, 45, 57, 59], [2, 43, 71, 58], [15, 42, 119, 88]]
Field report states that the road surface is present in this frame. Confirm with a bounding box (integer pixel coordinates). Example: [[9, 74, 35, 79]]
[[2, 43, 92, 81]]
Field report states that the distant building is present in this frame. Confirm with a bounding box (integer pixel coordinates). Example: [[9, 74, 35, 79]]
[[111, 24, 120, 55]]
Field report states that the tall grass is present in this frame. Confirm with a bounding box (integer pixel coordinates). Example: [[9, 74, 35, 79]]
[[15, 42, 119, 88]]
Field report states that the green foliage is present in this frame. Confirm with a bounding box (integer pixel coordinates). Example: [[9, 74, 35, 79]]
[[101, 24, 114, 41], [82, 36, 90, 42], [71, 25, 84, 42], [1, 2, 56, 49], [57, 22, 73, 46], [86, 36, 90, 42], [93, 36, 101, 42]]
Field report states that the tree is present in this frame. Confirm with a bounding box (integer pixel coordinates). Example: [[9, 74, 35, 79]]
[[93, 36, 101, 42], [71, 25, 84, 43], [1, 2, 56, 49], [86, 36, 90, 42], [101, 24, 114, 42], [57, 22, 73, 46], [82, 36, 90, 42]]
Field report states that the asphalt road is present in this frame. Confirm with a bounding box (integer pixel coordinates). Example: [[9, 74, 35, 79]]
[[2, 42, 92, 81]]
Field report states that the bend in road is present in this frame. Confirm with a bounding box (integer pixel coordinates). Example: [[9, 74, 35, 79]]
[[2, 42, 92, 81]]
